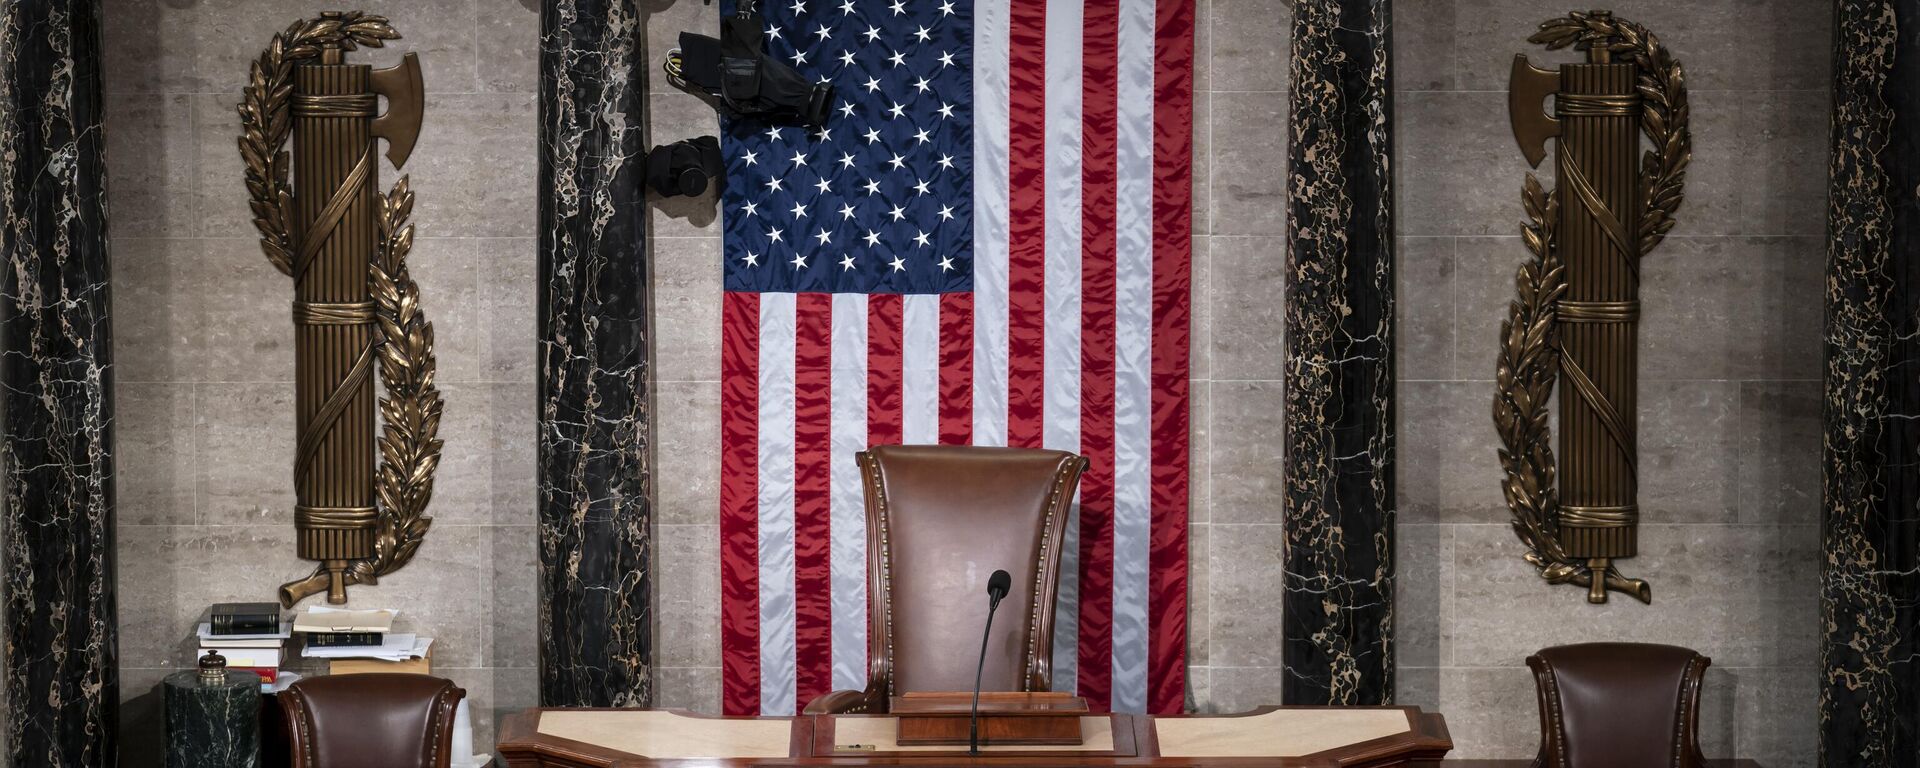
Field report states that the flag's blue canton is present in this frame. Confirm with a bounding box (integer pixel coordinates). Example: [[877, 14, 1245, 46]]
[[720, 0, 973, 295]]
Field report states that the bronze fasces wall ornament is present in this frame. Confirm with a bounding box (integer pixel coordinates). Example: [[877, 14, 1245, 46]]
[[237, 11, 442, 606], [1495, 10, 1689, 604]]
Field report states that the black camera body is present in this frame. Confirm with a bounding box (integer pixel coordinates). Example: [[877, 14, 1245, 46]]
[[667, 0, 835, 127], [646, 136, 723, 198]]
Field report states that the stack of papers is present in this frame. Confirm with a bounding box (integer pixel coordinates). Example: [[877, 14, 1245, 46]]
[[291, 607, 396, 634], [300, 633, 432, 661]]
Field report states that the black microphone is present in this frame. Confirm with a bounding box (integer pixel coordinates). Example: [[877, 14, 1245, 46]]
[[969, 569, 1012, 755]]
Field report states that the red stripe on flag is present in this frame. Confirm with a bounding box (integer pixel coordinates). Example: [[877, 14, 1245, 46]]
[[793, 293, 835, 710], [1005, 0, 1048, 449], [1147, 0, 1196, 716], [869, 295, 904, 448], [720, 292, 762, 716], [1077, 0, 1121, 712], [939, 292, 974, 445]]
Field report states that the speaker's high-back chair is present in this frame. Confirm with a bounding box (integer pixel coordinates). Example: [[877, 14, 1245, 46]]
[[803, 445, 1087, 715], [1527, 642, 1711, 768]]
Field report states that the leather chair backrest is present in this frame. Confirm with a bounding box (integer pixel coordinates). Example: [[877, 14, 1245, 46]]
[[280, 673, 465, 768], [863, 445, 1085, 697], [1528, 642, 1710, 768]]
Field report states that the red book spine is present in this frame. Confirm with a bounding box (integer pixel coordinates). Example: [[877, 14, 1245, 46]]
[[232, 666, 278, 683]]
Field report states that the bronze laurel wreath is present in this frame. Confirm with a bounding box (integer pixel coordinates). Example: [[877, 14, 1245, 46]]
[[1493, 11, 1689, 604], [1530, 10, 1691, 256], [238, 14, 441, 601]]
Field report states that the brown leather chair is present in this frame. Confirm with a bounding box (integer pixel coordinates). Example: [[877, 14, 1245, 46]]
[[279, 673, 465, 768], [1527, 642, 1711, 768], [803, 444, 1087, 714]]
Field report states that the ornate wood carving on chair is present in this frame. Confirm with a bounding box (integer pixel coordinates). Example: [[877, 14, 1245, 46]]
[[1527, 642, 1711, 768], [803, 445, 1088, 715]]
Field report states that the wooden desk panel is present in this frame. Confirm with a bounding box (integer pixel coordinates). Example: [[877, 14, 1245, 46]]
[[496, 706, 1452, 767], [1414, 762, 1761, 767]]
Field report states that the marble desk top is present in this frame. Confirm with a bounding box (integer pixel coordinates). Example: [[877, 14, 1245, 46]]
[[497, 705, 1453, 766]]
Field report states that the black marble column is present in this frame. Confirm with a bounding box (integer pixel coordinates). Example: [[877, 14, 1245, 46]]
[[0, 0, 120, 764], [1280, 0, 1394, 706], [536, 0, 653, 707], [1821, 1, 1920, 763]]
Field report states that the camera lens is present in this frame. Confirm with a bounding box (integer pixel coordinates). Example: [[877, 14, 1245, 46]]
[[674, 166, 711, 197]]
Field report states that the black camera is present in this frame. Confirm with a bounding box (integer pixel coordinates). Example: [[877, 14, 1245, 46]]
[[646, 136, 723, 197], [666, 0, 834, 127]]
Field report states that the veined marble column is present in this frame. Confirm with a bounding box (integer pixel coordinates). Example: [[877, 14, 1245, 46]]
[[1822, 1, 1920, 762], [1280, 0, 1394, 706], [0, 0, 120, 763], [536, 0, 653, 707]]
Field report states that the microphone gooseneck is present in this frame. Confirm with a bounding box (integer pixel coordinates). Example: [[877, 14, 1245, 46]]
[[970, 569, 1013, 755]]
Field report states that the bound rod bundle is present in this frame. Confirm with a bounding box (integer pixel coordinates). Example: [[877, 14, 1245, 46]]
[[1496, 10, 1689, 604], [238, 12, 442, 606]]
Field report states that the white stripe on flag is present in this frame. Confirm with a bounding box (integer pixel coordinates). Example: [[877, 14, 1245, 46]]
[[1109, 0, 1157, 715], [829, 293, 870, 693], [971, 0, 1012, 447], [901, 293, 941, 445], [757, 292, 799, 716], [1043, 0, 1085, 695]]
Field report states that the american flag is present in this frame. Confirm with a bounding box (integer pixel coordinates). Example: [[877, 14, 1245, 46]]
[[717, 0, 1195, 716]]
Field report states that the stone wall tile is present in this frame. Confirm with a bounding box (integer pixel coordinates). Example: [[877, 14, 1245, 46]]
[[1210, 381, 1286, 525], [116, 383, 196, 527], [653, 237, 724, 383], [1210, 236, 1286, 381], [1397, 237, 1455, 382], [104, 94, 193, 238], [1638, 380, 1740, 524], [1208, 523, 1286, 666], [1395, 381, 1502, 524], [410, 93, 539, 238], [1639, 236, 1823, 381], [656, 381, 722, 526], [491, 525, 540, 669], [1738, 381, 1821, 527], [655, 667, 724, 714], [1201, 665, 1286, 714], [1394, 524, 1452, 668], [1395, 91, 1531, 237], [1210, 0, 1290, 92], [1187, 523, 1212, 667], [657, 525, 721, 668], [478, 0, 541, 93], [1210, 93, 1286, 236], [479, 238, 540, 383], [194, 384, 294, 525]]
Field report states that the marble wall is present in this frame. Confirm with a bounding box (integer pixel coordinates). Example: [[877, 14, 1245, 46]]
[[100, 0, 542, 757], [86, 0, 1826, 763], [1392, 1, 1828, 763]]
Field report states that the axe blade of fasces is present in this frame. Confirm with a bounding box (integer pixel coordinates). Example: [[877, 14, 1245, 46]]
[[370, 52, 425, 168], [1509, 54, 1562, 169]]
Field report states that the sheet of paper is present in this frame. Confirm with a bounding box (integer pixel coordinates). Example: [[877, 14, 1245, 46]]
[[292, 608, 396, 633], [300, 633, 431, 660]]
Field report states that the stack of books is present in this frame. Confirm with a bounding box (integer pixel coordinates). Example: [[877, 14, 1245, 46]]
[[197, 602, 293, 692], [294, 608, 434, 675]]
